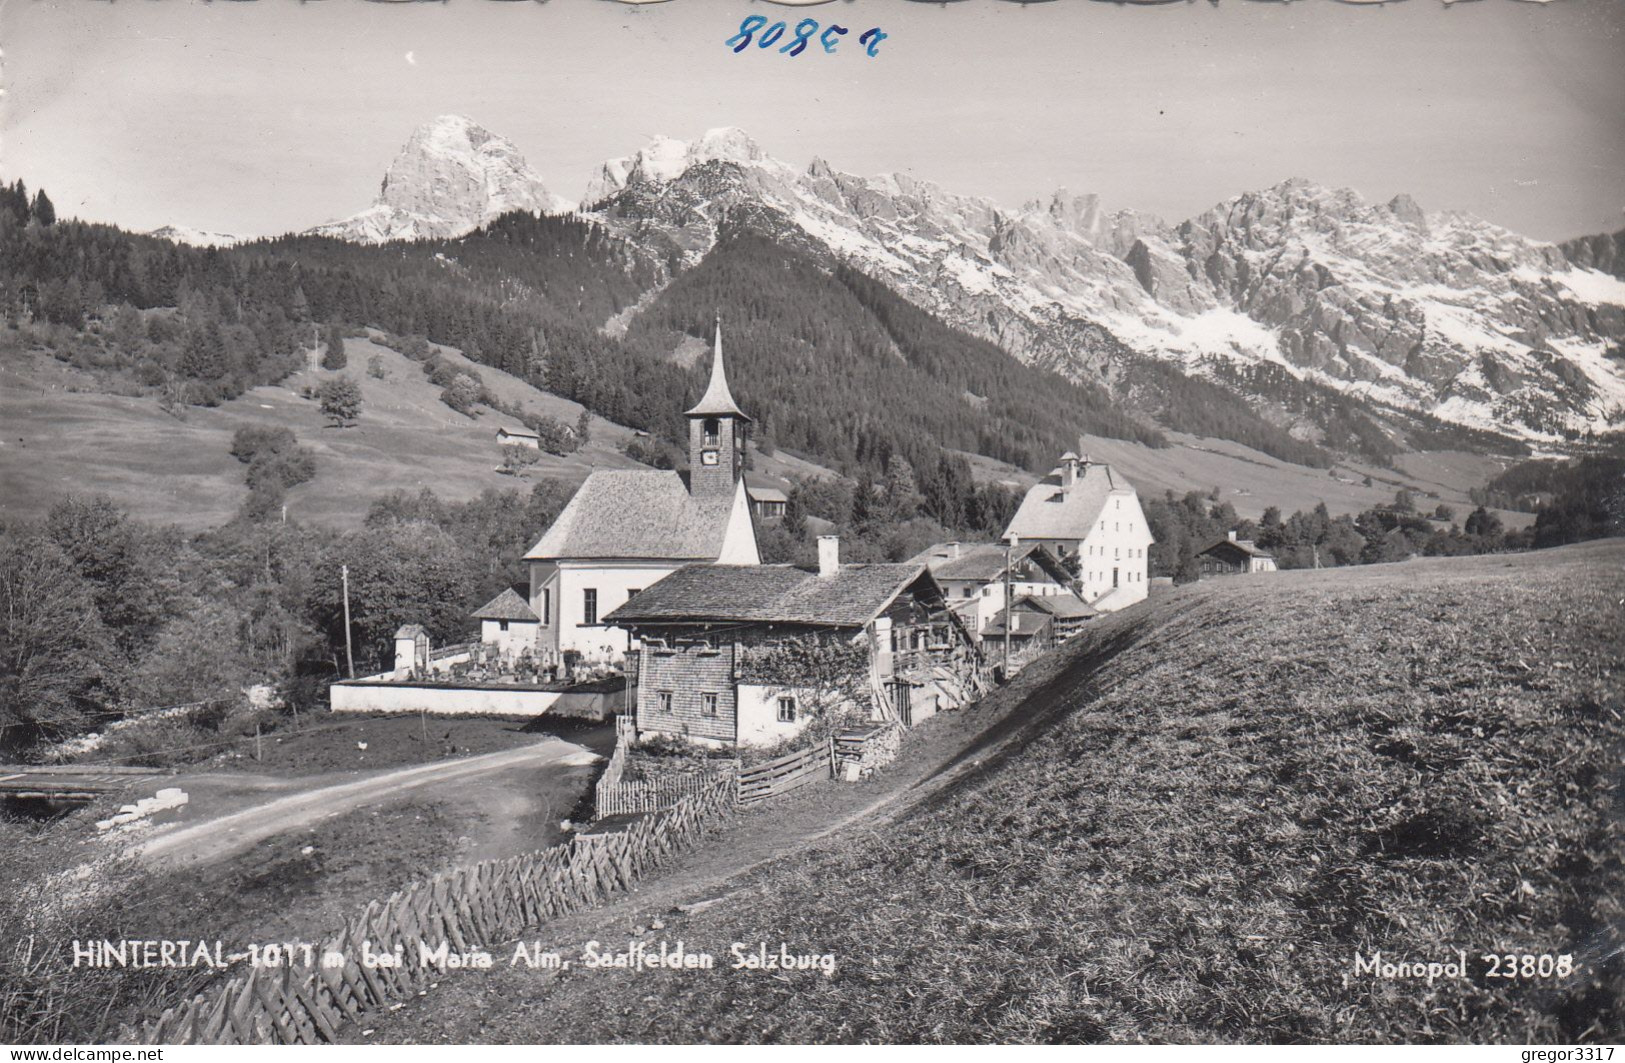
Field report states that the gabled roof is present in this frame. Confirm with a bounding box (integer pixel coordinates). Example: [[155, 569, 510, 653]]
[[496, 426, 539, 439], [1004, 461, 1127, 542], [743, 474, 788, 503], [472, 586, 539, 622], [1019, 593, 1096, 620], [604, 563, 930, 628], [1199, 536, 1274, 559], [524, 470, 739, 561], [912, 542, 1072, 585], [685, 320, 750, 421]]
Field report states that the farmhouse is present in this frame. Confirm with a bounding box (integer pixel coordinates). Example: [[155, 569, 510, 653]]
[[496, 426, 541, 449], [1196, 531, 1278, 577], [605, 537, 981, 749], [744, 475, 790, 523], [910, 541, 1081, 638], [1004, 449, 1153, 612], [522, 323, 760, 666]]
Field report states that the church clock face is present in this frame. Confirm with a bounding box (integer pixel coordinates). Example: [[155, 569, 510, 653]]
[[701, 450, 720, 466]]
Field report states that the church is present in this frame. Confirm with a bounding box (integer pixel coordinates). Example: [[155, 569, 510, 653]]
[[522, 322, 760, 666]]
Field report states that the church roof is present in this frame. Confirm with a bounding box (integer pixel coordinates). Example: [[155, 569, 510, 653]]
[[471, 586, 538, 622], [685, 320, 751, 421], [604, 563, 930, 628], [523, 470, 738, 561], [1004, 462, 1125, 542]]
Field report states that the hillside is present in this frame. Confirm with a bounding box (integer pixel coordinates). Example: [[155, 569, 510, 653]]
[[369, 542, 1623, 1043], [957, 435, 1536, 531], [0, 332, 826, 529]]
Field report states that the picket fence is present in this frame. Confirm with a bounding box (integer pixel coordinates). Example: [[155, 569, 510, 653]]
[[596, 767, 726, 817], [137, 774, 737, 1045]]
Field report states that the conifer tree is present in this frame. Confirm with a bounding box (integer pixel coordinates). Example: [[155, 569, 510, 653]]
[[30, 190, 55, 227], [322, 324, 347, 370]]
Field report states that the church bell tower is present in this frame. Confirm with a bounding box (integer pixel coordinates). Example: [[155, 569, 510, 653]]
[[685, 318, 751, 499]]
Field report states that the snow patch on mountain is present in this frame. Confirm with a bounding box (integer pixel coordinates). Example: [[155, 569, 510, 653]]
[[148, 225, 244, 248], [582, 130, 1625, 443]]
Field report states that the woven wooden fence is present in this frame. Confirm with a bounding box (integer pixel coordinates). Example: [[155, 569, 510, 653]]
[[737, 739, 833, 804], [137, 774, 737, 1045]]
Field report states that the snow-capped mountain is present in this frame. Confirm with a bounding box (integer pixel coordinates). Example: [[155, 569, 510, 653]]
[[307, 115, 574, 243], [148, 224, 243, 248], [582, 128, 1625, 444]]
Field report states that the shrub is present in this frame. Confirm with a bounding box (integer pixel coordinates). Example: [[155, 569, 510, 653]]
[[316, 375, 362, 427], [440, 373, 484, 416]]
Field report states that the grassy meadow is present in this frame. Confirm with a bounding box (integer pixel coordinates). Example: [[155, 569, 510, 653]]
[[381, 541, 1622, 1043]]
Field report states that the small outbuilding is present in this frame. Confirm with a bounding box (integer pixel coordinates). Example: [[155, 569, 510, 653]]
[[472, 586, 542, 655]]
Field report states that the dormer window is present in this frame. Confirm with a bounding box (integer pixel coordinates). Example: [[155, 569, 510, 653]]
[[703, 418, 720, 447]]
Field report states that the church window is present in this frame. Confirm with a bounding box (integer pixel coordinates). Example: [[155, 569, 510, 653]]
[[583, 588, 598, 625]]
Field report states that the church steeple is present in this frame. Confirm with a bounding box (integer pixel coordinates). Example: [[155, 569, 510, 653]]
[[686, 317, 750, 498]]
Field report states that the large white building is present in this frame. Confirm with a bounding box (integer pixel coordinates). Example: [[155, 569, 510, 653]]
[[522, 324, 759, 665], [1003, 451, 1154, 612]]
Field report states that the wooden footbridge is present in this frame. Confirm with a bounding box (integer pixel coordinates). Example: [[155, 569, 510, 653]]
[[0, 764, 166, 802]]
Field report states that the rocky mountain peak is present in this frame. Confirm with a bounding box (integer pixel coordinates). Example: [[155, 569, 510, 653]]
[[308, 114, 572, 243]]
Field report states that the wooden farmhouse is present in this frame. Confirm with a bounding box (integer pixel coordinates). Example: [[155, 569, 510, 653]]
[[911, 540, 1083, 639], [604, 536, 982, 749], [1196, 531, 1278, 577], [521, 323, 760, 667], [495, 426, 542, 450], [1004, 449, 1153, 613], [744, 475, 790, 523]]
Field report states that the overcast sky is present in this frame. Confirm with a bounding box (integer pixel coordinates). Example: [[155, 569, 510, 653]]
[[2, 0, 1621, 243]]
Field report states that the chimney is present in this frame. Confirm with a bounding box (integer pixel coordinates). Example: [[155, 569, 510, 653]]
[[946, 541, 961, 559], [1060, 451, 1079, 488], [818, 535, 840, 578], [1228, 530, 1238, 542]]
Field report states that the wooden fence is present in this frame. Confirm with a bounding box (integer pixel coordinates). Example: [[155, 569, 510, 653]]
[[596, 769, 728, 817], [737, 740, 834, 804], [138, 774, 737, 1045]]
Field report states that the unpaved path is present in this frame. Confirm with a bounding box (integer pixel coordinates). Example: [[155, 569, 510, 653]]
[[133, 737, 599, 866], [349, 624, 1145, 1043]]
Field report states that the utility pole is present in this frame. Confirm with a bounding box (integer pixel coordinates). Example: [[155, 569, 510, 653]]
[[341, 564, 356, 680], [1002, 537, 1013, 680]]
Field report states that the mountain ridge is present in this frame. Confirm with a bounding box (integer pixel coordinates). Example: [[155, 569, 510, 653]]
[[141, 117, 1625, 452]]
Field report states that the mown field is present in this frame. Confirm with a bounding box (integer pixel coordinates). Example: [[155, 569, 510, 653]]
[[0, 331, 827, 529], [379, 541, 1622, 1044]]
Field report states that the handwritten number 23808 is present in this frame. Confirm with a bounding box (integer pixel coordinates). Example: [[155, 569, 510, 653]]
[[727, 17, 888, 58]]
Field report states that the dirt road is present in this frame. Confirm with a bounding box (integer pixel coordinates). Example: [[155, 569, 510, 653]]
[[132, 737, 600, 866]]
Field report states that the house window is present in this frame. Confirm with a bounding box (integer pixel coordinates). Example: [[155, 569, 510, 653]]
[[962, 587, 973, 598], [701, 692, 719, 717], [703, 418, 720, 446], [498, 620, 509, 632], [777, 696, 796, 723], [627, 588, 641, 601], [583, 588, 598, 625], [657, 690, 673, 714]]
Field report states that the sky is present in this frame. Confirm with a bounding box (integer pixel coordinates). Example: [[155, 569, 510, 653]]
[[1, 0, 1622, 243]]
